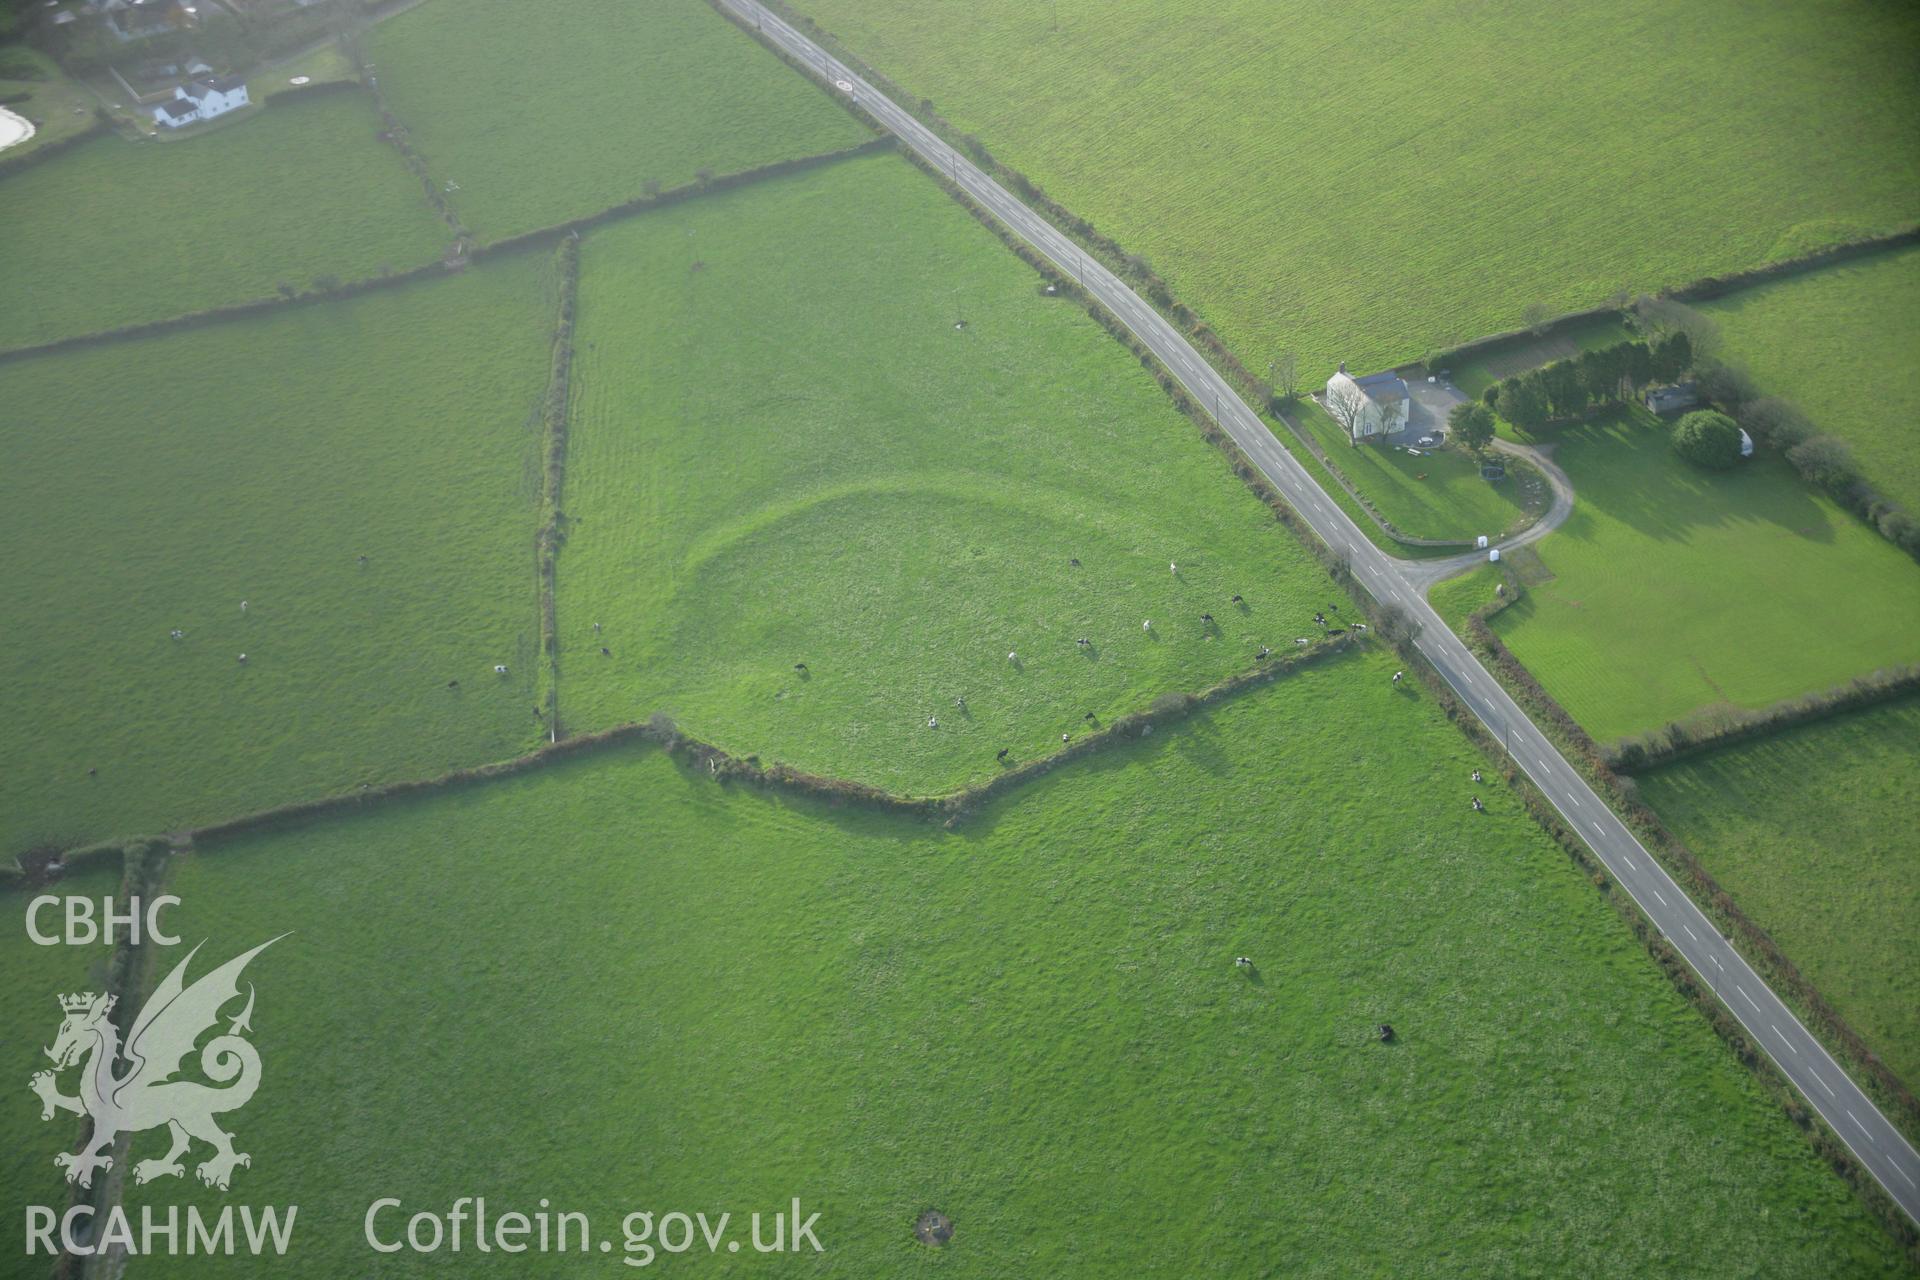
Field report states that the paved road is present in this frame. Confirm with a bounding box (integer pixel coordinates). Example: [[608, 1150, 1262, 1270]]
[[719, 0, 1920, 1222]]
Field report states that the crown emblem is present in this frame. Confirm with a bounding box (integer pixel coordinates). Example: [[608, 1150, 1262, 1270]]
[[59, 992, 113, 1015]]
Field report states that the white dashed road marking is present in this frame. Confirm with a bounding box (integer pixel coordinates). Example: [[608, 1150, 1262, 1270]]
[[1739, 988, 1760, 1012]]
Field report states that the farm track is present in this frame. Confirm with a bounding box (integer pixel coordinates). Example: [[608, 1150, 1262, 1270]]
[[714, 0, 1920, 1221], [1401, 438, 1576, 591]]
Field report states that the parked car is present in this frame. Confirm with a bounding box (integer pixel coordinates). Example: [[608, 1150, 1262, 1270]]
[[1417, 435, 1437, 446]]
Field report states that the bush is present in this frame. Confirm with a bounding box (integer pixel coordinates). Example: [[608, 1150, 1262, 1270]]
[[1737, 395, 1815, 450], [1877, 507, 1918, 548], [1695, 360, 1758, 412], [1493, 374, 1550, 433], [1787, 435, 1861, 493], [1448, 401, 1496, 452], [1671, 410, 1742, 470]]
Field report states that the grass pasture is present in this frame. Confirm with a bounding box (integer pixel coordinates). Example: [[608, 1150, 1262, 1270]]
[[1294, 400, 1546, 542], [561, 151, 1339, 794], [365, 0, 871, 243], [793, 0, 1920, 382], [1636, 696, 1920, 1087], [1470, 406, 1920, 741], [1700, 244, 1920, 514], [0, 89, 448, 350], [0, 252, 558, 857], [123, 652, 1908, 1277]]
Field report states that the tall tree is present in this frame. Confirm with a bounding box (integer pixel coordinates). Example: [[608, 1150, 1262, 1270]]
[[1448, 401, 1497, 453], [1540, 359, 1586, 417], [1623, 340, 1655, 389], [1494, 375, 1550, 434], [1650, 330, 1693, 382], [1325, 378, 1373, 444], [1269, 350, 1299, 404]]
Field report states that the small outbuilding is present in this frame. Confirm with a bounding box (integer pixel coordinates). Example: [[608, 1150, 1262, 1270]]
[[1643, 381, 1699, 415]]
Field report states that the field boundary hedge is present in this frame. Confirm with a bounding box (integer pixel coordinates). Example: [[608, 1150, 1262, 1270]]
[[0, 136, 895, 367], [0, 638, 1357, 875], [475, 134, 896, 258], [361, 64, 468, 247], [1420, 227, 1920, 375], [535, 233, 580, 738], [1456, 571, 1920, 1148], [1608, 667, 1920, 774], [0, 112, 110, 178]]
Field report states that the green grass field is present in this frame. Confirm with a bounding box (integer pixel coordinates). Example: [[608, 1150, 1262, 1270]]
[[365, 0, 870, 243], [121, 652, 1906, 1276], [561, 151, 1340, 793], [794, 0, 1920, 382], [0, 864, 121, 1265], [0, 253, 558, 857], [1700, 245, 1920, 514], [1462, 406, 1920, 741], [0, 89, 448, 350], [1636, 696, 1920, 1087], [1294, 401, 1546, 542]]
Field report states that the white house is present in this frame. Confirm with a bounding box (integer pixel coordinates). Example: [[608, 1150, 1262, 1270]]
[[150, 75, 249, 129], [1325, 362, 1411, 442]]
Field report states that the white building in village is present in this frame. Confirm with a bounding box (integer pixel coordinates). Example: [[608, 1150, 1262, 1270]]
[[150, 75, 249, 129], [1324, 361, 1412, 442]]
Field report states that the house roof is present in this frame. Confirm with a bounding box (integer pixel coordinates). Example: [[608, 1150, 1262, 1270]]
[[208, 73, 246, 93], [1352, 370, 1409, 404], [153, 98, 196, 118]]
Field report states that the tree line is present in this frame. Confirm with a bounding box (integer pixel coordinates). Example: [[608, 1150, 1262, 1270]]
[[1474, 331, 1692, 434]]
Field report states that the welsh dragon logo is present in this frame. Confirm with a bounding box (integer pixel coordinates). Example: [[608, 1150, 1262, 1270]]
[[30, 936, 284, 1191]]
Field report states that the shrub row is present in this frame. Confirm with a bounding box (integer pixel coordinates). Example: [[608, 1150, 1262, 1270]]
[[1678, 340, 1920, 563], [1667, 226, 1920, 303], [6, 638, 1352, 882], [1607, 665, 1920, 774], [477, 134, 896, 259], [0, 136, 894, 366], [1422, 225, 1919, 374], [0, 253, 452, 365], [535, 233, 580, 733], [0, 112, 111, 179], [366, 93, 468, 248], [1455, 580, 1920, 1143], [1473, 332, 1685, 432]]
